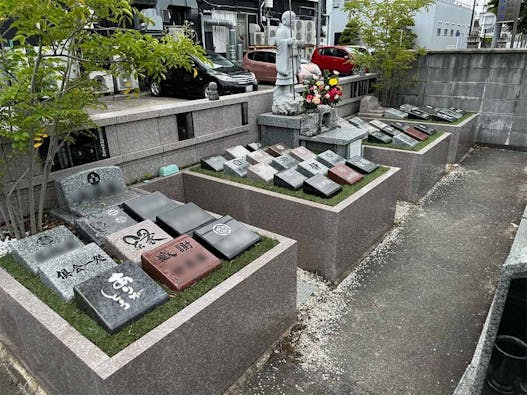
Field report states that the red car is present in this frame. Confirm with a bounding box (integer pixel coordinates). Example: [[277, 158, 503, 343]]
[[311, 46, 364, 75]]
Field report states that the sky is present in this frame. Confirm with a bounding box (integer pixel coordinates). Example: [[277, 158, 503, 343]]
[[458, 0, 487, 13]]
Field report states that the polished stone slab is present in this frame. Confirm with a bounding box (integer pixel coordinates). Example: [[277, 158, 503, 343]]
[[274, 168, 307, 191], [303, 174, 342, 198], [247, 163, 278, 183], [105, 220, 172, 265], [270, 155, 298, 172], [289, 146, 316, 162], [390, 121, 410, 132], [415, 123, 437, 136], [400, 104, 431, 120], [393, 133, 419, 148], [225, 145, 251, 160], [384, 108, 408, 119], [246, 150, 274, 165], [75, 206, 137, 246], [246, 142, 262, 152], [123, 191, 182, 222], [201, 155, 227, 172], [224, 158, 250, 178], [11, 226, 84, 274], [328, 163, 364, 185], [38, 243, 117, 302], [194, 215, 261, 260], [141, 235, 221, 291], [266, 143, 290, 157], [297, 158, 329, 178], [156, 202, 216, 237], [316, 150, 346, 168], [403, 127, 429, 142], [369, 119, 398, 137], [368, 130, 393, 144], [348, 116, 378, 134], [346, 156, 379, 174], [74, 261, 168, 333]]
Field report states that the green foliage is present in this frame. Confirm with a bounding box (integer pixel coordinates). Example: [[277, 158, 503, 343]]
[[0, 0, 206, 237], [338, 20, 361, 45], [343, 0, 433, 105], [0, 236, 278, 356]]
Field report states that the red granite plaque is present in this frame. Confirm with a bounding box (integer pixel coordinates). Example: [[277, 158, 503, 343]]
[[266, 143, 289, 157], [403, 127, 429, 141], [141, 235, 221, 291], [328, 163, 364, 185]]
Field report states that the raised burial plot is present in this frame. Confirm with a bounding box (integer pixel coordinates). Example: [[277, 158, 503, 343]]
[[362, 132, 451, 203], [367, 112, 479, 163], [184, 166, 400, 282], [0, 225, 296, 394]]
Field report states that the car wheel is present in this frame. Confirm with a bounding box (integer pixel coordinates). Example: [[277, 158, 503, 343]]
[[203, 83, 212, 99], [149, 80, 163, 97]]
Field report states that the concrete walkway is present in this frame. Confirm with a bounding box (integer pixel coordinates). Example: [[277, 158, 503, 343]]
[[231, 147, 527, 394]]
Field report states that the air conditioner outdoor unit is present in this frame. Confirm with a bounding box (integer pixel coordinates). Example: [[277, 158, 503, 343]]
[[267, 26, 278, 38], [305, 31, 315, 44], [249, 23, 261, 33], [88, 71, 114, 94], [251, 32, 266, 46], [294, 19, 304, 33], [305, 20, 315, 33]]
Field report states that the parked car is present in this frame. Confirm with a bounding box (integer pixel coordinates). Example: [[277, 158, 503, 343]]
[[148, 51, 258, 99], [311, 45, 369, 75], [242, 48, 322, 83]]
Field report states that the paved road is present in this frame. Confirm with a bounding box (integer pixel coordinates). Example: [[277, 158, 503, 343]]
[[232, 147, 527, 394]]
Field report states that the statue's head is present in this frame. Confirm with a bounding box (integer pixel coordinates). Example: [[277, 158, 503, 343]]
[[281, 11, 296, 27]]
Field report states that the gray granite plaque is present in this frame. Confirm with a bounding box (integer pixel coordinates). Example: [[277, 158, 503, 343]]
[[246, 142, 262, 152], [74, 261, 168, 333], [297, 158, 329, 178], [303, 175, 342, 199], [201, 155, 227, 172], [156, 202, 216, 236], [317, 150, 346, 168], [11, 226, 84, 274], [194, 215, 261, 260], [75, 206, 137, 246], [368, 131, 393, 144], [224, 158, 250, 178], [369, 120, 398, 137], [348, 117, 379, 134], [274, 168, 307, 191], [399, 104, 431, 120], [271, 155, 299, 171], [390, 121, 409, 132], [415, 124, 437, 136], [246, 150, 274, 165], [439, 107, 463, 120], [38, 243, 117, 302], [123, 191, 182, 222], [289, 146, 316, 162], [392, 133, 419, 148], [55, 166, 140, 217], [105, 220, 172, 265], [247, 163, 278, 183], [346, 156, 379, 174], [384, 108, 408, 119], [225, 145, 251, 160]]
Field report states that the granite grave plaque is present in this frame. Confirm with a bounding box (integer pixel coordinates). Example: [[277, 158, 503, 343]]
[[266, 143, 289, 157], [439, 107, 463, 120], [156, 202, 216, 237], [384, 108, 408, 119], [415, 124, 437, 136], [317, 150, 346, 168], [392, 133, 419, 148], [297, 158, 329, 178], [123, 191, 182, 222], [246, 142, 262, 152], [421, 105, 455, 122], [369, 120, 398, 137], [289, 146, 316, 162], [390, 121, 409, 132], [247, 163, 278, 183], [11, 226, 84, 274], [224, 158, 250, 178], [327, 163, 364, 185], [399, 104, 431, 120], [368, 131, 393, 144], [348, 117, 378, 134], [447, 106, 465, 115], [194, 215, 261, 260], [246, 150, 274, 165], [346, 155, 379, 174], [38, 243, 117, 302], [403, 127, 428, 141], [200, 155, 227, 172], [105, 220, 172, 265], [270, 155, 298, 171], [303, 174, 342, 198], [225, 145, 251, 160], [75, 206, 137, 246], [74, 261, 168, 333], [273, 168, 307, 191], [141, 235, 221, 292]]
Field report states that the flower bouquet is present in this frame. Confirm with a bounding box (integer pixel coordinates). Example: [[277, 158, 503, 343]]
[[302, 71, 343, 111]]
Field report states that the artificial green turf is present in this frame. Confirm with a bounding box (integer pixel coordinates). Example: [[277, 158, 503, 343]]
[[0, 236, 278, 357], [362, 131, 445, 152], [190, 165, 390, 207]]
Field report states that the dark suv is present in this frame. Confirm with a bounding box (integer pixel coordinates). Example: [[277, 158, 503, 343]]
[[149, 51, 258, 99]]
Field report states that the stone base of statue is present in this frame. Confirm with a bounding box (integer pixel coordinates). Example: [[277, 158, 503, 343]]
[[271, 86, 304, 116]]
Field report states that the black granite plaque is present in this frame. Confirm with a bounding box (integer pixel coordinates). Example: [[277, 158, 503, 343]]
[[73, 262, 169, 333], [346, 155, 379, 174], [421, 105, 455, 122], [201, 155, 227, 172], [246, 142, 262, 152], [194, 215, 261, 260], [156, 202, 216, 237], [390, 121, 409, 132], [274, 168, 307, 191], [270, 155, 298, 171], [415, 124, 437, 136], [400, 104, 431, 120], [123, 191, 181, 222], [303, 174, 342, 198], [368, 131, 392, 144], [316, 150, 346, 168]]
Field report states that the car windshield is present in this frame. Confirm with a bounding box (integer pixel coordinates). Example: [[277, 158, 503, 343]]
[[200, 52, 236, 70]]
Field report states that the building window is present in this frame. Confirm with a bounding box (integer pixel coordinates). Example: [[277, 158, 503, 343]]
[[437, 28, 441, 36], [450, 29, 454, 36], [444, 29, 448, 36]]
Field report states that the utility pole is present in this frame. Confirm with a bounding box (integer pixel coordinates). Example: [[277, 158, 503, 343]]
[[316, 0, 322, 46]]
